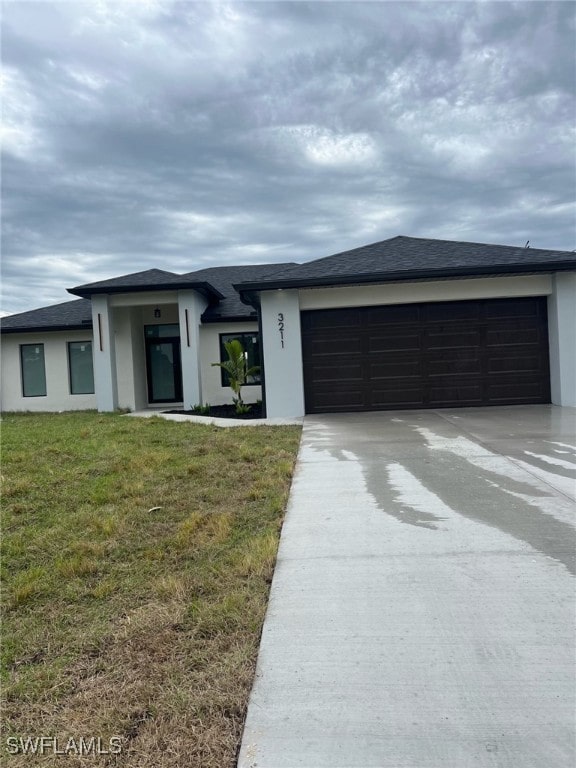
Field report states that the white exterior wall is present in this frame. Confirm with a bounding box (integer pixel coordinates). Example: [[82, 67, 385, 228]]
[[259, 274, 565, 418], [260, 290, 305, 418], [548, 273, 576, 407], [299, 275, 553, 310], [178, 291, 208, 408], [4, 272, 572, 415], [0, 330, 97, 412], [110, 292, 180, 309], [114, 307, 137, 410], [199, 322, 262, 406], [91, 295, 118, 411], [128, 308, 148, 411]]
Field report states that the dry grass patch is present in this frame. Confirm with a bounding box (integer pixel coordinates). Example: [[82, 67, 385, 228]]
[[1, 412, 301, 767]]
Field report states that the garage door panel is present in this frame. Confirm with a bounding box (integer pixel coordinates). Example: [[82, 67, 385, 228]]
[[312, 388, 367, 410], [306, 337, 363, 356], [365, 305, 420, 325], [487, 379, 548, 402], [426, 303, 481, 322], [370, 359, 422, 379], [369, 332, 421, 352], [488, 353, 544, 374], [486, 328, 540, 346], [370, 386, 425, 407], [428, 382, 484, 406], [301, 297, 550, 413], [484, 298, 544, 319], [301, 308, 362, 330], [426, 330, 482, 349], [428, 357, 482, 376], [308, 363, 364, 383]]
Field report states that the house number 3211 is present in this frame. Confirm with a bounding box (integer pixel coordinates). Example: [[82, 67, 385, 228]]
[[277, 313, 285, 348]]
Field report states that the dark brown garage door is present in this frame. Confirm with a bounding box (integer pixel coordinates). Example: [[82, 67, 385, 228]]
[[301, 297, 550, 413]]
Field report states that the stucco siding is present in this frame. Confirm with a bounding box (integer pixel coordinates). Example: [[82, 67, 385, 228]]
[[130, 310, 148, 411], [178, 291, 207, 409], [114, 307, 137, 410], [298, 275, 553, 311], [548, 272, 576, 407], [260, 290, 305, 418], [199, 322, 262, 407], [2, 271, 572, 415], [141, 304, 179, 325], [1, 331, 97, 412], [109, 291, 181, 309]]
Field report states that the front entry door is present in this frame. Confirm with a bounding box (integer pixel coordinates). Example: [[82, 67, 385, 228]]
[[145, 338, 183, 403]]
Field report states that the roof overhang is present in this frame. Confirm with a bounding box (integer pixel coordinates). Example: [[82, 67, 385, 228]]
[[200, 311, 259, 323], [68, 281, 224, 301], [1, 323, 93, 335], [234, 261, 576, 295]]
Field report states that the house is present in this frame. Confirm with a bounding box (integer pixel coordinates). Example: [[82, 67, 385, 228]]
[[2, 236, 575, 416]]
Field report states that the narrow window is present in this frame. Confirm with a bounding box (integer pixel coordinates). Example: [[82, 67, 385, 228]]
[[68, 341, 95, 394], [20, 344, 47, 397], [219, 333, 261, 386]]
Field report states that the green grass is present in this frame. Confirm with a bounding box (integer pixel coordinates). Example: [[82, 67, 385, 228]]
[[1, 411, 301, 767]]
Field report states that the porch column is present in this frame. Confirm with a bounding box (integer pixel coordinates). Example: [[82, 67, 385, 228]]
[[260, 290, 305, 418], [91, 294, 118, 412], [178, 290, 207, 408], [548, 273, 576, 406]]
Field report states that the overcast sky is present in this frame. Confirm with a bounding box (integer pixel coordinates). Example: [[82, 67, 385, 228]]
[[2, 1, 575, 315]]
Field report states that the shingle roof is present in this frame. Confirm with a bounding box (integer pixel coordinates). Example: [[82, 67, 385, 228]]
[[3, 264, 298, 333], [180, 263, 297, 321], [5, 236, 575, 334], [236, 235, 576, 291], [68, 269, 224, 300], [1, 299, 93, 333]]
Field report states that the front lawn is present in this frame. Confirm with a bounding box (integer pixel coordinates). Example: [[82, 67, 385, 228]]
[[1, 412, 301, 767]]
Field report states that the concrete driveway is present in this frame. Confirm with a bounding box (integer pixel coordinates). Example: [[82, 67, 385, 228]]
[[238, 405, 576, 768]]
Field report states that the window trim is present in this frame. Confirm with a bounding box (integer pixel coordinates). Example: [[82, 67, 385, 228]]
[[67, 340, 95, 395], [218, 332, 261, 387], [20, 343, 47, 397]]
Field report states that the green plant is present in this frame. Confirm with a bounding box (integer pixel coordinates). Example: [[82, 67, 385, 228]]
[[212, 339, 260, 415], [190, 403, 211, 415]]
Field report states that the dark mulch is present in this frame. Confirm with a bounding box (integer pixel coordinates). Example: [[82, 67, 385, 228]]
[[164, 403, 264, 420]]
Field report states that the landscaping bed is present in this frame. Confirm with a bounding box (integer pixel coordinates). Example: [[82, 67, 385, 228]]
[[1, 411, 300, 767], [165, 403, 264, 420]]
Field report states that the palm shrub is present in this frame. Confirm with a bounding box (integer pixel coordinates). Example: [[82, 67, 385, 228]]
[[212, 339, 260, 414]]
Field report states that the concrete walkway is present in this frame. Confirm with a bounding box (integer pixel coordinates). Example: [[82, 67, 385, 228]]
[[126, 408, 302, 427], [238, 405, 576, 768]]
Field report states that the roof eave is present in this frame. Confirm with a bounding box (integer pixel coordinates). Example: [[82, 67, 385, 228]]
[[1, 323, 93, 335], [235, 261, 576, 293], [67, 281, 224, 301], [200, 312, 259, 324]]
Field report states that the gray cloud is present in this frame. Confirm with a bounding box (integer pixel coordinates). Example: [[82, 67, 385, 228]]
[[2, 0, 575, 314]]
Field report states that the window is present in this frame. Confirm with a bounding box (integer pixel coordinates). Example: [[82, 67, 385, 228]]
[[219, 333, 261, 386], [68, 341, 94, 394], [20, 344, 47, 397], [145, 324, 180, 338]]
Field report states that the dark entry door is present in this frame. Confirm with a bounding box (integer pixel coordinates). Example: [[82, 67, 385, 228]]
[[301, 297, 551, 414], [145, 338, 183, 403]]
